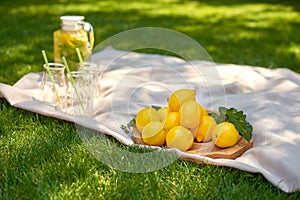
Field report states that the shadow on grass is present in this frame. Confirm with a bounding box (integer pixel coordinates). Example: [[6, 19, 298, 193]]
[[0, 0, 299, 85]]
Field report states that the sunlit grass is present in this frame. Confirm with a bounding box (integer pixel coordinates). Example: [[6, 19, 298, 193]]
[[1, 0, 300, 199], [1, 97, 299, 198], [1, 0, 299, 85]]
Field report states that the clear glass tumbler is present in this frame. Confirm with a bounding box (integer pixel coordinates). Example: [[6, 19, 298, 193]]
[[79, 62, 102, 98], [65, 71, 87, 115], [39, 63, 67, 111]]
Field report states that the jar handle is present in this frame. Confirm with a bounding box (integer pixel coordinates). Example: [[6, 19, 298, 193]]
[[80, 22, 94, 50]]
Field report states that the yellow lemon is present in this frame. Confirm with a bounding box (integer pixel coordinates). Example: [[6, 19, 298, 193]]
[[168, 89, 196, 112], [142, 121, 166, 146], [199, 104, 208, 116], [166, 126, 194, 151], [163, 112, 180, 131], [136, 107, 160, 133], [212, 122, 239, 148], [193, 115, 217, 142], [179, 100, 202, 129], [158, 106, 169, 122]]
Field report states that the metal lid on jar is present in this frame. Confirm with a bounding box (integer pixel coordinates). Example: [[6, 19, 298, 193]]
[[60, 15, 85, 30]]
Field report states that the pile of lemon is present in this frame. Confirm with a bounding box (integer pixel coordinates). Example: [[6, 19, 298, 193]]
[[135, 89, 239, 151]]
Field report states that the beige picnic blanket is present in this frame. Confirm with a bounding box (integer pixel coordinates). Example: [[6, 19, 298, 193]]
[[0, 47, 299, 193]]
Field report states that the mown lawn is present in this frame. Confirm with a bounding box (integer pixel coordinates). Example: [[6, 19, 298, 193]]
[[0, 0, 300, 199]]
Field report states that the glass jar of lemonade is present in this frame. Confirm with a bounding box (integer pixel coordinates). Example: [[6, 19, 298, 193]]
[[54, 16, 94, 71]]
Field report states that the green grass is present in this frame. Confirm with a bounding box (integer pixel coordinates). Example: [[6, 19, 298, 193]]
[[0, 0, 300, 199]]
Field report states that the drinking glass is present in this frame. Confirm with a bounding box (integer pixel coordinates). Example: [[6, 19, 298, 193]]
[[65, 71, 87, 115], [39, 63, 67, 111], [79, 62, 102, 98]]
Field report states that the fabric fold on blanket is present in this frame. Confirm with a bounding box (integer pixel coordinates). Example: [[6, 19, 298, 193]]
[[0, 47, 299, 193]]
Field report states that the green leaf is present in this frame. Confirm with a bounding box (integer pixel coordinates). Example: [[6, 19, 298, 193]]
[[210, 107, 253, 142], [217, 114, 226, 124], [225, 107, 253, 142], [209, 112, 219, 121], [210, 107, 226, 124], [219, 107, 227, 116], [151, 105, 162, 111], [244, 121, 253, 141], [120, 124, 129, 134], [127, 118, 136, 128], [120, 118, 136, 134]]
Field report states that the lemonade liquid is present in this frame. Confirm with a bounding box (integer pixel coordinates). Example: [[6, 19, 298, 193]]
[[54, 16, 94, 71]]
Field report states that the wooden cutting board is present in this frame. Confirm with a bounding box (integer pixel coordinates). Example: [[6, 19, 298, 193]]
[[132, 128, 253, 160], [187, 137, 253, 159]]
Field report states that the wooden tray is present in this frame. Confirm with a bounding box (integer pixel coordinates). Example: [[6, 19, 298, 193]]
[[132, 128, 253, 160], [187, 137, 253, 159]]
